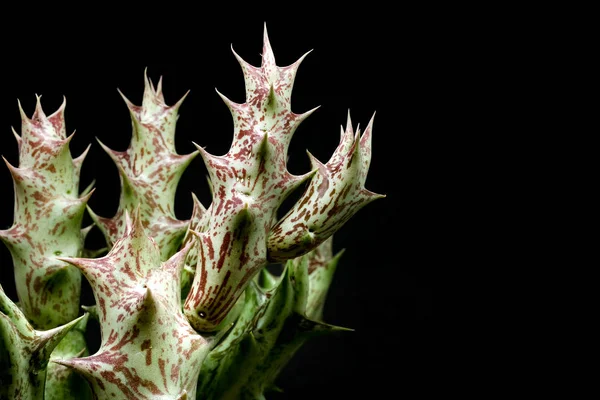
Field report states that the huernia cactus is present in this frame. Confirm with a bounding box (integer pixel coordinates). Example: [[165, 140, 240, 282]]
[[0, 24, 384, 399]]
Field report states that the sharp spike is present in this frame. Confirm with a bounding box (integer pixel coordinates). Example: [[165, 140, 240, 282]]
[[74, 142, 92, 167], [78, 187, 96, 205], [35, 314, 87, 361], [172, 89, 191, 111], [17, 99, 30, 123], [96, 137, 128, 173], [192, 141, 223, 185], [48, 95, 67, 120], [81, 224, 94, 240], [144, 67, 151, 89], [362, 188, 387, 202], [306, 150, 325, 170], [231, 44, 253, 69], [289, 49, 313, 69], [80, 179, 96, 198], [11, 126, 22, 148], [60, 131, 76, 151], [191, 192, 206, 215], [32, 94, 46, 121], [215, 88, 242, 111], [2, 155, 27, 183], [164, 238, 195, 275], [295, 105, 321, 124], [346, 110, 354, 136], [299, 317, 355, 336], [56, 256, 99, 276], [262, 22, 276, 68], [156, 75, 164, 96], [117, 88, 139, 114], [85, 205, 101, 227], [51, 356, 94, 379], [358, 112, 376, 175]]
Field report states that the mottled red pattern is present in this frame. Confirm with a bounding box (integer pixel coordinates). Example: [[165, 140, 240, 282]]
[[56, 212, 211, 399], [183, 27, 383, 332], [89, 70, 196, 262], [0, 97, 88, 329]]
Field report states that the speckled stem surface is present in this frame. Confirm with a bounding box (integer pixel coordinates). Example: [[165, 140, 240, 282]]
[[89, 72, 198, 261], [184, 24, 383, 333], [0, 97, 91, 329], [56, 210, 214, 399], [196, 237, 347, 399], [0, 284, 87, 400]]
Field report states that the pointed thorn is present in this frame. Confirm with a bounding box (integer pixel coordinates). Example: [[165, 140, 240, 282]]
[[51, 356, 92, 377], [81, 223, 95, 237], [78, 188, 96, 206], [85, 205, 100, 224], [17, 99, 30, 122], [289, 49, 313, 69], [296, 105, 321, 123], [165, 239, 195, 274], [306, 150, 325, 169], [48, 96, 67, 120], [60, 131, 76, 150], [156, 76, 164, 95], [144, 67, 151, 89], [214, 88, 241, 110], [80, 179, 96, 198], [190, 191, 202, 208], [74, 144, 92, 175], [361, 112, 376, 146], [117, 88, 138, 111], [96, 137, 127, 172], [346, 109, 354, 135], [364, 189, 387, 202], [2, 156, 26, 183], [56, 256, 94, 272], [11, 126, 22, 145], [192, 142, 219, 166], [33, 94, 46, 120], [2, 155, 16, 172], [261, 25, 277, 70], [352, 129, 362, 156], [37, 313, 87, 359], [173, 89, 191, 111]]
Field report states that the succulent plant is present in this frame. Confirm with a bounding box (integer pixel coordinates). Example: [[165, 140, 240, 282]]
[[0, 24, 384, 399]]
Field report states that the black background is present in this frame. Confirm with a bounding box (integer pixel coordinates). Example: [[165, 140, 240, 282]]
[[0, 16, 442, 399]]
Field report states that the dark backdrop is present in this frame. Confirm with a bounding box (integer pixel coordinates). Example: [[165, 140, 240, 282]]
[[0, 18, 438, 399]]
